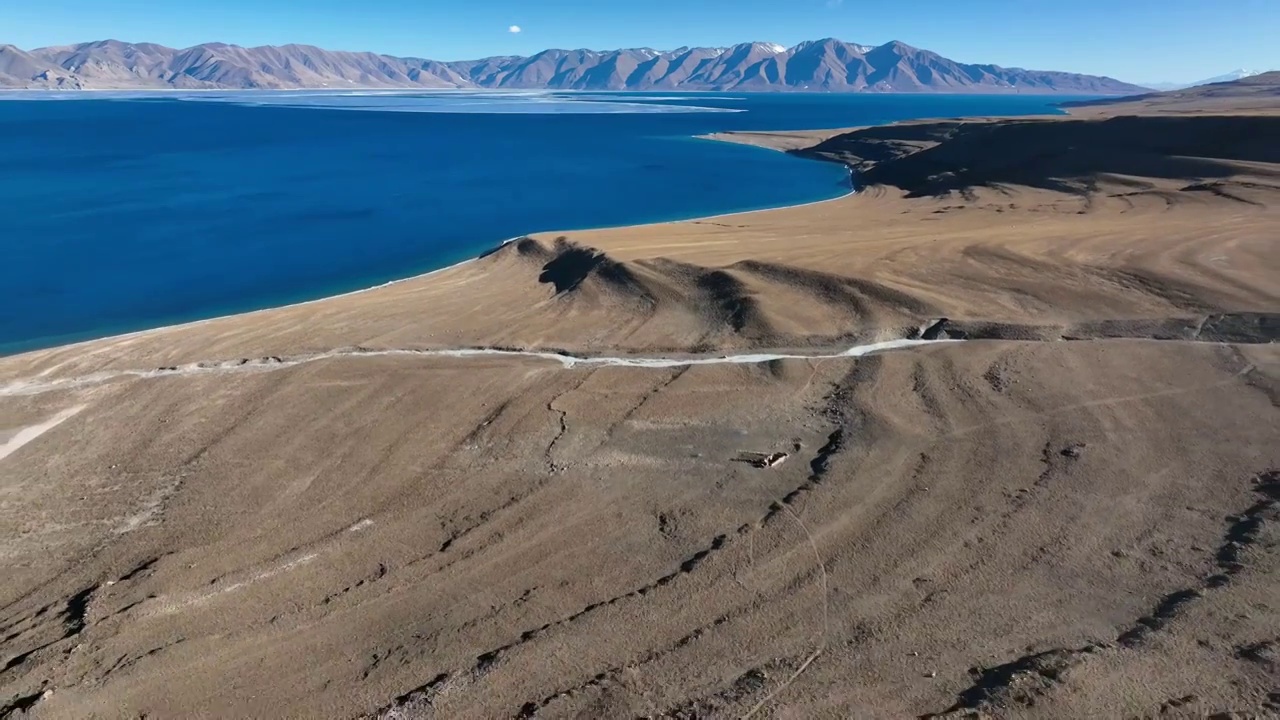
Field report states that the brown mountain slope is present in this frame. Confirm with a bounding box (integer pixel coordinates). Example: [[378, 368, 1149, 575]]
[[0, 44, 74, 88], [0, 37, 1146, 93], [2, 336, 1276, 718], [4, 39, 470, 89]]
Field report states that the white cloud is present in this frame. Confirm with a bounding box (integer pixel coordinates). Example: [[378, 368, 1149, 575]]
[[508, 25, 522, 34]]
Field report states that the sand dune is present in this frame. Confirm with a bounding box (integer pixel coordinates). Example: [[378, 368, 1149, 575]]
[[1, 96, 1277, 718]]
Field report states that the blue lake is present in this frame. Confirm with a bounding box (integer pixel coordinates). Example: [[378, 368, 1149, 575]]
[[0, 91, 1083, 354]]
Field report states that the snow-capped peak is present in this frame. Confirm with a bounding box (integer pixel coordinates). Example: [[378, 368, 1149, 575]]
[[1212, 69, 1264, 81], [1189, 68, 1271, 87], [732, 41, 788, 54]]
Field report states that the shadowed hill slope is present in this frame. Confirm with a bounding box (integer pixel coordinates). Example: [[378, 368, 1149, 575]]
[[796, 114, 1280, 199]]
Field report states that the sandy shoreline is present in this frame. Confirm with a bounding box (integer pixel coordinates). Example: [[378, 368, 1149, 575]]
[[4, 244, 498, 359], [2, 138, 855, 361]]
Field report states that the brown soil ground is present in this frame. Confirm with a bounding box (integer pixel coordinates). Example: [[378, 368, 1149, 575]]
[[1, 86, 1277, 719]]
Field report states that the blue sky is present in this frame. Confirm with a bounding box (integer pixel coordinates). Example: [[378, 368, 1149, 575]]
[[2, 0, 1276, 83]]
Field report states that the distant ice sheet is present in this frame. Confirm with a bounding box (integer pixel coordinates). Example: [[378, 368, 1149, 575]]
[[184, 90, 744, 114], [0, 89, 742, 114]]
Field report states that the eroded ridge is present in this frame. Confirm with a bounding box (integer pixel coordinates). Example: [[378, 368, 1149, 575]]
[[925, 469, 1280, 719]]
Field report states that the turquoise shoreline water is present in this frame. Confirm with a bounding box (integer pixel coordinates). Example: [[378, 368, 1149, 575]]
[[0, 92, 1083, 355]]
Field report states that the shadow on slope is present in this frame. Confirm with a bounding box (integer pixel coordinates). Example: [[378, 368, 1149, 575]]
[[477, 232, 1279, 352], [480, 236, 941, 348], [536, 239, 642, 295], [799, 115, 1280, 199]]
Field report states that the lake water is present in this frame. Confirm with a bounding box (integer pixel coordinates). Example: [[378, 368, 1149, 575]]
[[0, 91, 1082, 354]]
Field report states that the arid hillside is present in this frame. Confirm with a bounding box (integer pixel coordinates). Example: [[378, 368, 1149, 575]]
[[1, 90, 1277, 719]]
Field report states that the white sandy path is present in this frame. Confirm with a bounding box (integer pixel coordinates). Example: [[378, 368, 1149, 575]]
[[0, 339, 956, 399], [155, 552, 320, 616], [0, 404, 86, 461]]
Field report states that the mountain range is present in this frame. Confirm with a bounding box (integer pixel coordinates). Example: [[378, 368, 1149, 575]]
[[1140, 69, 1274, 91], [1059, 70, 1280, 115], [0, 38, 1146, 94]]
